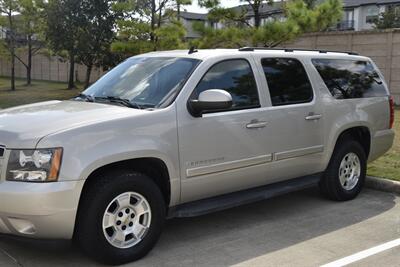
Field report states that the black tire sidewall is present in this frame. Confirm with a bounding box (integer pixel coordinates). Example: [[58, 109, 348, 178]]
[[327, 140, 367, 200], [77, 171, 166, 265]]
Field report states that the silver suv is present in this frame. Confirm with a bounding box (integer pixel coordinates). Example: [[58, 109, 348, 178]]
[[0, 48, 395, 264]]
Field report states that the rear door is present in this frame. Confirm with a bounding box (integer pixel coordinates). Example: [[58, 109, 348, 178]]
[[250, 55, 326, 181]]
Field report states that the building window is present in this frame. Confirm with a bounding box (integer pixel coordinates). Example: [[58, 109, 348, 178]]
[[344, 9, 354, 21], [366, 6, 379, 24], [389, 5, 400, 16]]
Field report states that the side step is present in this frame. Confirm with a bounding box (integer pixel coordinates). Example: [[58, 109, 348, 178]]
[[169, 174, 322, 218]]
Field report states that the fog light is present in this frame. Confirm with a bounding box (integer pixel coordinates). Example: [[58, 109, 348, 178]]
[[8, 218, 36, 235]]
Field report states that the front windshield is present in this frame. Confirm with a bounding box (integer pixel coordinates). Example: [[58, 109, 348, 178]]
[[83, 57, 200, 108]]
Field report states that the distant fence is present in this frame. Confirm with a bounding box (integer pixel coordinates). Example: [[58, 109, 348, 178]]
[[1, 29, 400, 104], [0, 53, 105, 84], [283, 29, 400, 104]]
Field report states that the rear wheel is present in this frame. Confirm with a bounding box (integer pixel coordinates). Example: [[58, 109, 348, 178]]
[[319, 139, 367, 201], [76, 171, 166, 265]]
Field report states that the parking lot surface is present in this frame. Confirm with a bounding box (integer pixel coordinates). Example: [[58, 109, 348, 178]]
[[0, 188, 398, 267]]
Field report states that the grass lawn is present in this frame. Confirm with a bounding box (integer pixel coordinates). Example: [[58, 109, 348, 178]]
[[367, 109, 400, 181], [0, 77, 81, 109], [0, 77, 398, 181]]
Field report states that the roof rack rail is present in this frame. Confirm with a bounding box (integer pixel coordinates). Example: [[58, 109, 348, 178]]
[[238, 47, 358, 55]]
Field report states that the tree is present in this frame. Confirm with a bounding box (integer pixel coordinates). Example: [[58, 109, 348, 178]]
[[112, 19, 154, 56], [200, 0, 273, 28], [0, 0, 20, 91], [16, 0, 45, 86], [193, 0, 343, 48], [141, 0, 174, 43], [45, 0, 120, 89], [374, 8, 400, 29], [176, 0, 191, 20], [192, 22, 250, 48], [45, 0, 86, 89], [242, 0, 270, 28], [76, 0, 121, 88], [207, 6, 250, 27], [285, 0, 343, 32], [154, 19, 187, 50], [112, 0, 187, 56]]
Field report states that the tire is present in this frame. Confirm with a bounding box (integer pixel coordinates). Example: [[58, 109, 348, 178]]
[[75, 170, 166, 265], [319, 138, 367, 201]]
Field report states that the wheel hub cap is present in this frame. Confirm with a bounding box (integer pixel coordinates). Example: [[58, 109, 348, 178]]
[[102, 192, 151, 249], [339, 152, 361, 191]]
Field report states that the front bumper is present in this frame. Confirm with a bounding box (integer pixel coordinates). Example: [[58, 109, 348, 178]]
[[0, 180, 84, 239]]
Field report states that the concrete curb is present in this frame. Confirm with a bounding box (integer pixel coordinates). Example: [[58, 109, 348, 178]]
[[365, 176, 400, 194]]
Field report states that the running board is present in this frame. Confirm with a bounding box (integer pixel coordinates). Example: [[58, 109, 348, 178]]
[[168, 174, 321, 218]]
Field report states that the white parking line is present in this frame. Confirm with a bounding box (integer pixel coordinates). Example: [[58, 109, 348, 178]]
[[320, 238, 400, 267]]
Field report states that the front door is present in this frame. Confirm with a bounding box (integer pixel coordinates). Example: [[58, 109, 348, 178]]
[[176, 57, 271, 203]]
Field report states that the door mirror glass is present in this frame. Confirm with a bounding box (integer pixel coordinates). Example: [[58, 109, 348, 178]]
[[188, 89, 233, 117]]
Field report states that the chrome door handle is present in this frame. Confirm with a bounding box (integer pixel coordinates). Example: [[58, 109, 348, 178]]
[[246, 120, 268, 129], [305, 114, 322, 121]]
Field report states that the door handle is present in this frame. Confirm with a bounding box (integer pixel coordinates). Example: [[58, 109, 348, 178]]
[[246, 120, 268, 129], [305, 113, 322, 121]]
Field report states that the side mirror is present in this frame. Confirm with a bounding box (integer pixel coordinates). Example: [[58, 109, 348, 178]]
[[188, 89, 233, 117]]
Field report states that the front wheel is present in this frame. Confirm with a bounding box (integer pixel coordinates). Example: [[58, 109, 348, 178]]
[[75, 171, 166, 265], [319, 139, 367, 201]]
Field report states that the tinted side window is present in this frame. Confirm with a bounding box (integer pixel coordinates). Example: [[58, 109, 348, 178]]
[[261, 58, 313, 106], [312, 59, 387, 99], [193, 59, 260, 110]]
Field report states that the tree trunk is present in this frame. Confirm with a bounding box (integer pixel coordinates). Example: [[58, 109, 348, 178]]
[[177, 2, 181, 21], [150, 0, 156, 42], [68, 51, 75, 89], [10, 54, 15, 91], [8, 12, 15, 91], [250, 1, 262, 28], [27, 35, 32, 86], [254, 9, 261, 28], [157, 7, 162, 28], [84, 65, 92, 89]]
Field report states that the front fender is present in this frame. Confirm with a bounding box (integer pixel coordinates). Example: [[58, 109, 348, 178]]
[[36, 106, 181, 206]]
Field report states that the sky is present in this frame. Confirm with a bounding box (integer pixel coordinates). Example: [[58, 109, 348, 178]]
[[185, 0, 242, 13]]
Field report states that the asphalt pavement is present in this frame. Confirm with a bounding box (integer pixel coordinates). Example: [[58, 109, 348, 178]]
[[0, 188, 398, 267]]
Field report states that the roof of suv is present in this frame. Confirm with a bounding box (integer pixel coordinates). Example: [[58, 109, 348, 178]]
[[142, 48, 370, 61]]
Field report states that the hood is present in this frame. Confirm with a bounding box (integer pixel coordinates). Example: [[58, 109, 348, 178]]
[[0, 100, 142, 148]]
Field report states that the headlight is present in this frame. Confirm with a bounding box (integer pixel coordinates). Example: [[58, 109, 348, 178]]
[[6, 148, 63, 182]]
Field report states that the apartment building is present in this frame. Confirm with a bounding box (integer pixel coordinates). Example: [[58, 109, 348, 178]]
[[179, 0, 400, 36]]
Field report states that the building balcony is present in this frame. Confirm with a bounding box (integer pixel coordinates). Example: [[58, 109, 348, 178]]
[[330, 20, 355, 31]]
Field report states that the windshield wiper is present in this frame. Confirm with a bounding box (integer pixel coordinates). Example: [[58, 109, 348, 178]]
[[95, 96, 141, 109], [75, 93, 95, 102]]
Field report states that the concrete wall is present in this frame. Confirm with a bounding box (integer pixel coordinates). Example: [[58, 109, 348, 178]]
[[0, 53, 105, 84], [2, 29, 400, 104], [283, 29, 400, 104]]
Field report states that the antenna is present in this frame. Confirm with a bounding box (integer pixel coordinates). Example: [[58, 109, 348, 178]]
[[188, 46, 198, 54]]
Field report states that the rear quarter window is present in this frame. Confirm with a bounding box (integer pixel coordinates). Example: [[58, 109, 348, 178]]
[[312, 59, 388, 99]]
